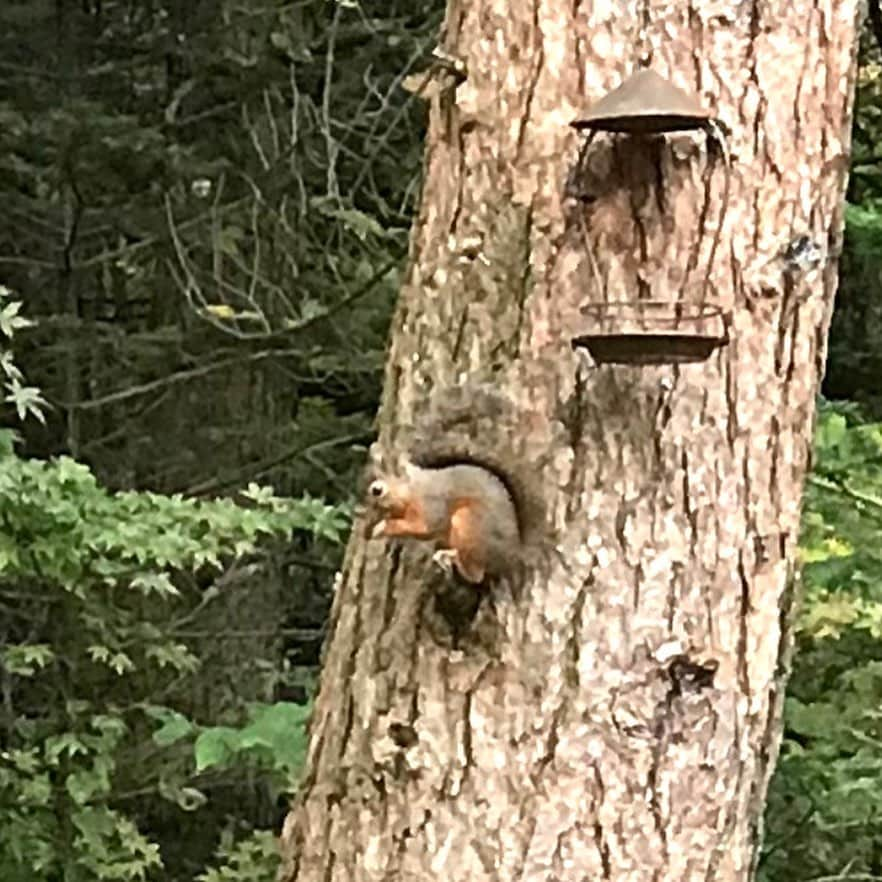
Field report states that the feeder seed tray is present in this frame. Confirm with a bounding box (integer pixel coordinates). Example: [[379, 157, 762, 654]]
[[571, 301, 729, 365], [571, 69, 713, 136]]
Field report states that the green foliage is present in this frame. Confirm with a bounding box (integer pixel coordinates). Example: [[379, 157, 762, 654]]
[[193, 702, 311, 783], [761, 403, 882, 880], [849, 49, 882, 205], [825, 206, 882, 411], [797, 404, 882, 639], [0, 285, 44, 423], [195, 830, 279, 882], [0, 1, 440, 877], [0, 430, 341, 880], [827, 36, 882, 413], [0, 439, 344, 588], [777, 45, 882, 874]]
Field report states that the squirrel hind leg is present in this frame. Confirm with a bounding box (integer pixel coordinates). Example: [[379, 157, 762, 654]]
[[455, 554, 486, 584], [446, 504, 487, 584]]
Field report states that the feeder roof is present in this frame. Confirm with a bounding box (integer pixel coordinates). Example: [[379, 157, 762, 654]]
[[572, 69, 712, 134]]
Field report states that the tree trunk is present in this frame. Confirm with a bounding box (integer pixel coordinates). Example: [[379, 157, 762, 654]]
[[279, 1, 860, 880]]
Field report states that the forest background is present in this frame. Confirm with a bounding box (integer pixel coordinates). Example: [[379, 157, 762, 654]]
[[1, 2, 882, 880]]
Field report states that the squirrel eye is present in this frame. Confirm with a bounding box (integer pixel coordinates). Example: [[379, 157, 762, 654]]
[[368, 480, 386, 498]]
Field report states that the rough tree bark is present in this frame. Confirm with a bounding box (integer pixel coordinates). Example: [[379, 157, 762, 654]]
[[279, 1, 860, 880]]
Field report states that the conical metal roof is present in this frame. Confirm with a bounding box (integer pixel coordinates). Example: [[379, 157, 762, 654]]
[[571, 69, 712, 135]]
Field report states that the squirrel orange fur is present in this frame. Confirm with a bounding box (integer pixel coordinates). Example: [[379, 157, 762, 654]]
[[365, 459, 521, 584]]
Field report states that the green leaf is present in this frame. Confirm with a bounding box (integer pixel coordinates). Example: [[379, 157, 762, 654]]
[[2, 643, 54, 676], [200, 702, 315, 777], [130, 572, 180, 597], [0, 297, 35, 337], [194, 727, 240, 772], [3, 378, 46, 423], [151, 711, 195, 747], [800, 536, 853, 564], [66, 764, 111, 805], [145, 642, 200, 673], [44, 733, 89, 764], [815, 411, 847, 455]]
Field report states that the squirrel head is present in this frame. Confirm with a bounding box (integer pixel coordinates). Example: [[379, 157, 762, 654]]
[[367, 476, 394, 507], [365, 460, 421, 516]]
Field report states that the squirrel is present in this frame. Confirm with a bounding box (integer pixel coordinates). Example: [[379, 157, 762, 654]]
[[365, 458, 522, 585], [363, 383, 548, 586]]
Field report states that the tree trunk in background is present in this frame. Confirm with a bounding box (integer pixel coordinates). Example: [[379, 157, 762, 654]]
[[279, 1, 860, 879]]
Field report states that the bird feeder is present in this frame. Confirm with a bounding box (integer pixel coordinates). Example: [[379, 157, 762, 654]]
[[571, 301, 728, 366], [569, 69, 732, 366], [571, 68, 713, 136]]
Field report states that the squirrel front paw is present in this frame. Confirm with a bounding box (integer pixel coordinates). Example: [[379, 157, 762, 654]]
[[370, 519, 387, 539], [432, 549, 458, 575]]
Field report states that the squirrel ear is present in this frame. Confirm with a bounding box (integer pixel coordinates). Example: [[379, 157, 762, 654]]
[[402, 458, 419, 479]]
